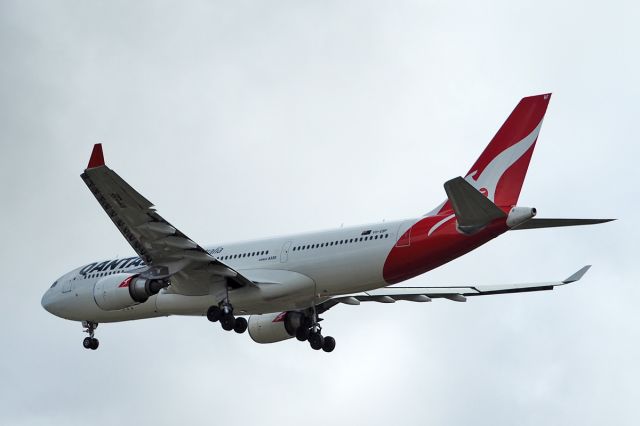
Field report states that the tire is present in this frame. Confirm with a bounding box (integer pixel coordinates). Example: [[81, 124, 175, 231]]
[[322, 336, 335, 353], [221, 315, 236, 331], [295, 327, 310, 342], [309, 333, 324, 350], [90, 338, 99, 350], [207, 306, 222, 322], [83, 337, 93, 349], [234, 317, 248, 334]]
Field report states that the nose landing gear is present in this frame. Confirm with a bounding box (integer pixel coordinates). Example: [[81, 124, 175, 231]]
[[81, 321, 99, 350]]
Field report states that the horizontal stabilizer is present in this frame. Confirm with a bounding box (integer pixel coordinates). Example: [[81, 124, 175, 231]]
[[444, 177, 507, 234], [511, 218, 615, 230]]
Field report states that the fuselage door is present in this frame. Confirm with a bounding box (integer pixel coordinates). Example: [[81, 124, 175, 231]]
[[280, 241, 292, 263], [395, 220, 414, 247]]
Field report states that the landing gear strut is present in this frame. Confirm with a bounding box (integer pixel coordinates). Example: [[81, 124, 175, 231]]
[[82, 321, 99, 350]]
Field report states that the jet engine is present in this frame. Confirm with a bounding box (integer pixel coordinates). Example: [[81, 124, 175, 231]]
[[93, 273, 168, 311], [248, 311, 306, 343]]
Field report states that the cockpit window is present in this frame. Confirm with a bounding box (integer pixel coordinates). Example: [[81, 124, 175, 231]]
[[50, 281, 58, 288]]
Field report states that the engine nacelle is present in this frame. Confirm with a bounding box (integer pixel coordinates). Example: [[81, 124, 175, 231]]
[[93, 273, 168, 311], [248, 312, 302, 344], [506, 206, 537, 228]]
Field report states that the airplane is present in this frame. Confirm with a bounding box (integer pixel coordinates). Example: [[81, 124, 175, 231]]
[[41, 93, 613, 353]]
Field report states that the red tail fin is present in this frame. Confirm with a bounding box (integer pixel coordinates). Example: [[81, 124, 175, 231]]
[[439, 94, 551, 214]]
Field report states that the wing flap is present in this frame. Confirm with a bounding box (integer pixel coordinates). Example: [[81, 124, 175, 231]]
[[320, 266, 590, 312]]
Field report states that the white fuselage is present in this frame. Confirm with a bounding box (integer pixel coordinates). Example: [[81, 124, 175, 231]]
[[42, 219, 409, 323]]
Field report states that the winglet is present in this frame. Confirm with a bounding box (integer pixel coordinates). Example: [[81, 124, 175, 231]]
[[87, 143, 105, 169], [562, 265, 591, 284]]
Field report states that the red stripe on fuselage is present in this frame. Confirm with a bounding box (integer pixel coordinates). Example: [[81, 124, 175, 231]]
[[382, 214, 509, 284]]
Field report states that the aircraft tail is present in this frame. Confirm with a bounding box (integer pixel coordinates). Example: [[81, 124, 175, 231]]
[[439, 94, 551, 214]]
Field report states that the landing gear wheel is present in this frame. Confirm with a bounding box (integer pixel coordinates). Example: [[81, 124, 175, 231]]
[[295, 327, 310, 342], [221, 314, 236, 331], [322, 336, 335, 352], [309, 332, 324, 350], [207, 306, 222, 322], [83, 337, 93, 349], [233, 317, 248, 334], [83, 337, 99, 350]]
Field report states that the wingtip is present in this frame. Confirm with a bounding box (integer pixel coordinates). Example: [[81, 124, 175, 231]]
[[563, 265, 592, 284], [87, 143, 105, 169]]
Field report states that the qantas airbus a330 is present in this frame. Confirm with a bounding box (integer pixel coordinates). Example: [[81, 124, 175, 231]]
[[42, 94, 612, 352]]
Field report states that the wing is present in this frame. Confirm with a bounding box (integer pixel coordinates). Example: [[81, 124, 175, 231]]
[[80, 144, 253, 295], [318, 266, 591, 312]]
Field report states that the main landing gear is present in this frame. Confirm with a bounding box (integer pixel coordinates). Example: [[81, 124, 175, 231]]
[[82, 321, 99, 350], [293, 312, 336, 353], [207, 303, 248, 334]]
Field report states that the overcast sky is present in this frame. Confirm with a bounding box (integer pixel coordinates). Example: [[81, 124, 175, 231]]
[[1, 1, 639, 425]]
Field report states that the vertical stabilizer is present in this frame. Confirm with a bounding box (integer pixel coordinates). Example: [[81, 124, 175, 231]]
[[438, 94, 551, 214]]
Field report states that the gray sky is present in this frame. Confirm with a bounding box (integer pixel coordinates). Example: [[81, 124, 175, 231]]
[[1, 1, 638, 425]]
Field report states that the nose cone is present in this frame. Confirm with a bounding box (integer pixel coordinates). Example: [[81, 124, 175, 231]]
[[41, 289, 54, 314], [41, 283, 67, 318]]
